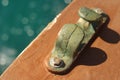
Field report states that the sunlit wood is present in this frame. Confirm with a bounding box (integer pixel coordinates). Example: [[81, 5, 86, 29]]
[[1, 0, 120, 80]]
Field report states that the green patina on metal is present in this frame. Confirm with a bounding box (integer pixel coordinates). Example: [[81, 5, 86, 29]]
[[47, 7, 108, 73]]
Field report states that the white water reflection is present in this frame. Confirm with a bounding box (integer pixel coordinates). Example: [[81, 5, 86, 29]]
[[1, 33, 9, 41], [0, 53, 7, 66], [10, 27, 23, 35], [0, 46, 17, 74], [24, 25, 34, 37], [29, 1, 36, 9], [29, 12, 37, 20], [21, 17, 29, 25], [1, 0, 9, 7], [64, 0, 72, 4]]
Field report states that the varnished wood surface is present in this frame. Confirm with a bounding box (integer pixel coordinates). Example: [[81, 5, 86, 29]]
[[1, 0, 120, 80]]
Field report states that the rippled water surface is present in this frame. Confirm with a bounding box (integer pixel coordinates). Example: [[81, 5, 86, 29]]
[[0, 0, 72, 75]]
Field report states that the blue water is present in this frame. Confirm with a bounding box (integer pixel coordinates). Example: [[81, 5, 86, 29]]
[[0, 0, 71, 75]]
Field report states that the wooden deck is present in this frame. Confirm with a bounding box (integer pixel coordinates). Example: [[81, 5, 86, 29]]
[[1, 0, 120, 80]]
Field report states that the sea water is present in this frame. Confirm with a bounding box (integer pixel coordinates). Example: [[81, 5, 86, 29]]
[[0, 0, 72, 75]]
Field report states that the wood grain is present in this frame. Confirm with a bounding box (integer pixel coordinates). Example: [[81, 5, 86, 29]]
[[1, 0, 120, 80]]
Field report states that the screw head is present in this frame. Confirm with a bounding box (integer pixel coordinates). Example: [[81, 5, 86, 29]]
[[49, 57, 64, 68]]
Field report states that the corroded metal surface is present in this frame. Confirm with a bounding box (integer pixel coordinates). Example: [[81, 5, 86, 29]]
[[1, 0, 120, 80], [46, 7, 108, 73]]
